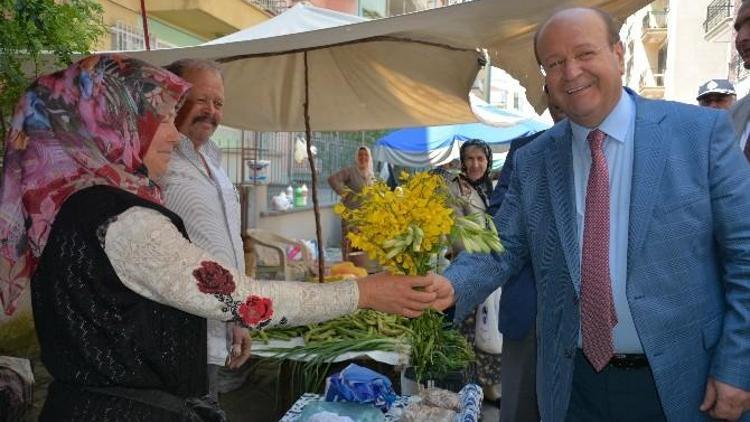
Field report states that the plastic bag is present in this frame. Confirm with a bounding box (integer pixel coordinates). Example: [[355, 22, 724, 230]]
[[271, 192, 292, 210], [474, 287, 503, 354], [324, 364, 397, 412], [400, 403, 456, 422]]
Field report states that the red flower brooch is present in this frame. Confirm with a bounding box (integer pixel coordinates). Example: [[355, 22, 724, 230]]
[[193, 261, 236, 294], [238, 295, 274, 326]]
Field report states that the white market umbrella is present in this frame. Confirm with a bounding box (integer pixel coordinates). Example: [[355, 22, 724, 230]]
[[87, 0, 652, 279]]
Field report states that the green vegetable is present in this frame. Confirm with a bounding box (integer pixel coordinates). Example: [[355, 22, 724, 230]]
[[408, 309, 474, 383], [452, 212, 504, 254], [263, 337, 407, 392], [258, 310, 412, 344]]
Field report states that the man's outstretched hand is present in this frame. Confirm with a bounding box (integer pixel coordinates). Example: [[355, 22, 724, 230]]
[[426, 273, 455, 311], [357, 272, 455, 317]]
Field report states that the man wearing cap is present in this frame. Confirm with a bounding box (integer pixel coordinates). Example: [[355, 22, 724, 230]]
[[697, 79, 736, 110]]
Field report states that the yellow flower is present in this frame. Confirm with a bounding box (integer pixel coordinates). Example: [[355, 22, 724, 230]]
[[337, 172, 488, 276]]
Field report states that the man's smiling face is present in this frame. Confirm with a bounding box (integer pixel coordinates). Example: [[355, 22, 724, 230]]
[[537, 9, 625, 128]]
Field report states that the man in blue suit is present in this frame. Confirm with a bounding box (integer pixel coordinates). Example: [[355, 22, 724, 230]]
[[487, 87, 566, 422], [441, 7, 750, 421]]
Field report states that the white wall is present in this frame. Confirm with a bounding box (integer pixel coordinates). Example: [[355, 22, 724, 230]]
[[665, 0, 732, 104], [244, 184, 342, 248]]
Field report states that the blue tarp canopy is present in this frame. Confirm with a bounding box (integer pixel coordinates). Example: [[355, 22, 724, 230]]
[[373, 116, 550, 168]]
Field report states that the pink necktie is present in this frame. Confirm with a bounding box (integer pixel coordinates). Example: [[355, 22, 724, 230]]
[[581, 129, 617, 372]]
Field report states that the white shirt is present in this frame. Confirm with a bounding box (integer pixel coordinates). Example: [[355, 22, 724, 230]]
[[570, 90, 643, 354], [162, 137, 245, 366]]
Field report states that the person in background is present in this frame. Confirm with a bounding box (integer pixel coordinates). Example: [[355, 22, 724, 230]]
[[429, 158, 461, 182], [731, 0, 750, 160], [445, 139, 501, 402], [328, 146, 376, 261], [0, 54, 452, 421], [696, 79, 736, 110], [486, 85, 566, 422], [160, 58, 248, 403]]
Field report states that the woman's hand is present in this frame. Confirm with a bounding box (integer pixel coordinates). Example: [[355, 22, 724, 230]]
[[225, 323, 252, 369], [356, 272, 454, 317]]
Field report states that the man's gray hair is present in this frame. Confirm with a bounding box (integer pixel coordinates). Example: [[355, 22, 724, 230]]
[[164, 58, 223, 79]]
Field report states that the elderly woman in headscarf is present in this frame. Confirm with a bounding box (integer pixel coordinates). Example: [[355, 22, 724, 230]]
[[0, 55, 448, 421], [327, 146, 376, 261], [447, 139, 494, 246], [446, 139, 502, 402]]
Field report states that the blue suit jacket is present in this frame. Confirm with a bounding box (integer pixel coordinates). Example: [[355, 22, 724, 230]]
[[446, 91, 750, 421], [488, 132, 542, 341]]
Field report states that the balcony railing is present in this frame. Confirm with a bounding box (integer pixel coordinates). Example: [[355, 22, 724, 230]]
[[639, 70, 665, 98], [642, 11, 667, 30], [704, 0, 732, 33], [246, 0, 290, 15]]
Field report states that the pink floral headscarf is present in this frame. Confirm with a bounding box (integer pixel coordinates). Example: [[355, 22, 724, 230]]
[[0, 54, 191, 315]]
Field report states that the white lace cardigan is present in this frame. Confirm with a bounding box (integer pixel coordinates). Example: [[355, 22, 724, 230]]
[[103, 206, 359, 329]]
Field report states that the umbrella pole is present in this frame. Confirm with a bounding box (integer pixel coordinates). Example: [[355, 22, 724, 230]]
[[303, 51, 325, 283], [139, 0, 151, 51]]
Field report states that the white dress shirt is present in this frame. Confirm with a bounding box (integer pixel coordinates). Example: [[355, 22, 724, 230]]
[[162, 136, 245, 366], [570, 90, 643, 354]]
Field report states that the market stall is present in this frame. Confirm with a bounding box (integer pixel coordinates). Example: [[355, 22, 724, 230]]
[[46, 0, 652, 281], [372, 114, 550, 168]]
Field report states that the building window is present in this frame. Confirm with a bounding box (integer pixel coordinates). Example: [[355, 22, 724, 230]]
[[657, 45, 667, 74], [110, 21, 174, 51], [513, 92, 520, 110]]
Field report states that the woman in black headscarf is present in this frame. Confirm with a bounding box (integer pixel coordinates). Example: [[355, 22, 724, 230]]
[[447, 138, 494, 247], [446, 139, 502, 401]]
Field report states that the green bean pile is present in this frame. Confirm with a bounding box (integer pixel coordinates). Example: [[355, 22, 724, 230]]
[[256, 308, 475, 391], [256, 310, 413, 344], [261, 337, 407, 392]]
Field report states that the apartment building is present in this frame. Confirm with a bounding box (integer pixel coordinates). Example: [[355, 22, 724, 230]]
[[97, 0, 273, 51], [621, 0, 732, 105]]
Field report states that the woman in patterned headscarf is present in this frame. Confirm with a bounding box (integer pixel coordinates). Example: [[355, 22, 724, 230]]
[[0, 55, 439, 421]]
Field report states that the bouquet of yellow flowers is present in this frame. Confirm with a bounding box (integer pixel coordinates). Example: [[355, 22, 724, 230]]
[[335, 171, 503, 276], [335, 171, 453, 275], [335, 171, 503, 382]]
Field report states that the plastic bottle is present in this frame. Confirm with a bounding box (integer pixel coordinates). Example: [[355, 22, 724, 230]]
[[294, 185, 304, 208], [285, 185, 294, 201], [300, 183, 309, 207]]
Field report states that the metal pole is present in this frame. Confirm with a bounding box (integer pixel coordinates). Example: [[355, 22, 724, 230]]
[[303, 51, 325, 282], [484, 53, 492, 103], [140, 0, 151, 51]]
